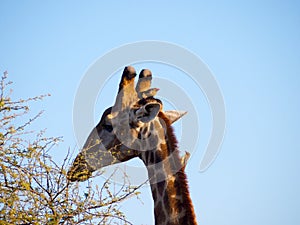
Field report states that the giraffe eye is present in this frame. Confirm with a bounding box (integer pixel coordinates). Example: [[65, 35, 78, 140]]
[[103, 124, 113, 132]]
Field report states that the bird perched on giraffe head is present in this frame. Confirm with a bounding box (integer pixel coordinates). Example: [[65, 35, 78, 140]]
[[139, 87, 160, 99]]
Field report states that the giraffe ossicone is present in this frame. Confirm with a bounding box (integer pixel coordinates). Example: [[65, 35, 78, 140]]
[[67, 66, 197, 225]]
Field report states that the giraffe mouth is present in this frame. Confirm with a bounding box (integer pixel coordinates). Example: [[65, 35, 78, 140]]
[[67, 153, 95, 182], [67, 164, 94, 182]]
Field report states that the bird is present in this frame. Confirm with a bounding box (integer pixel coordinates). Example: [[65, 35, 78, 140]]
[[139, 87, 160, 99]]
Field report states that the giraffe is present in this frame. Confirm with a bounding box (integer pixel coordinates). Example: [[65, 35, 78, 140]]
[[67, 66, 197, 225]]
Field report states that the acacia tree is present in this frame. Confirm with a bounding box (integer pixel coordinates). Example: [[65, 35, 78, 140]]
[[0, 71, 142, 225]]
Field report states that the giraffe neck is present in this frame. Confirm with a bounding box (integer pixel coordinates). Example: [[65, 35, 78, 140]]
[[139, 112, 197, 225]]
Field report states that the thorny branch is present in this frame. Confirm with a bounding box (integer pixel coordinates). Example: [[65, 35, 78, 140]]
[[0, 71, 143, 225]]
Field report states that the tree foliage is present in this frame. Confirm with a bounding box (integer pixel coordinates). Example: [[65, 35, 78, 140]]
[[0, 71, 141, 225]]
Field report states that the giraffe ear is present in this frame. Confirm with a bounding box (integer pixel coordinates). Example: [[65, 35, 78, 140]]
[[164, 110, 187, 124], [135, 103, 161, 123]]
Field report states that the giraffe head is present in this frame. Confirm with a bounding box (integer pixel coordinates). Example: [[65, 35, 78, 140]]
[[67, 66, 186, 182]]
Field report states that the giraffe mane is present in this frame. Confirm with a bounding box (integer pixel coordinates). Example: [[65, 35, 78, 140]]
[[158, 111, 197, 224]]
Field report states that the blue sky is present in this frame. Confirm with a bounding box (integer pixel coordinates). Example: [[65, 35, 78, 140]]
[[1, 1, 300, 224]]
